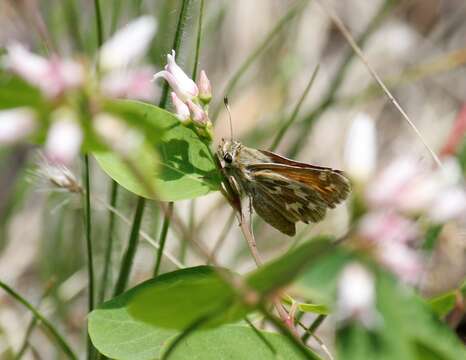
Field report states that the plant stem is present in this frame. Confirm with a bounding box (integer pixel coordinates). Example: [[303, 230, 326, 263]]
[[270, 65, 319, 151], [301, 314, 327, 343], [211, 0, 307, 121], [83, 154, 95, 360], [191, 0, 205, 80], [113, 196, 146, 296], [153, 202, 173, 276], [93, 0, 104, 48], [98, 180, 118, 303], [0, 281, 78, 360]]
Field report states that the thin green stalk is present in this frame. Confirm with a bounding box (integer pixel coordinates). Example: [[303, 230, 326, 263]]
[[98, 180, 119, 303], [63, 0, 83, 51], [113, 197, 146, 296], [153, 202, 173, 276], [191, 0, 205, 79], [93, 0, 104, 48], [211, 0, 307, 121], [110, 0, 123, 34], [287, 0, 395, 158], [259, 305, 319, 360], [270, 65, 319, 151], [0, 281, 78, 360], [83, 155, 95, 360], [301, 314, 326, 343]]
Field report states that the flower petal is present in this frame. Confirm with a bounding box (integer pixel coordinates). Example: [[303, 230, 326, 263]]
[[0, 107, 37, 145]]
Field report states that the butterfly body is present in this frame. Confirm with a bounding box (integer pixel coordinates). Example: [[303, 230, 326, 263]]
[[218, 139, 351, 236]]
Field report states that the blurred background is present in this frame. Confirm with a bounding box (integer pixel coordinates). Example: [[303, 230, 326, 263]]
[[0, 0, 465, 358]]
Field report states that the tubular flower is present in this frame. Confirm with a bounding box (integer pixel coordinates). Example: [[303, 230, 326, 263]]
[[171, 92, 190, 123], [198, 70, 212, 104], [0, 108, 37, 145]]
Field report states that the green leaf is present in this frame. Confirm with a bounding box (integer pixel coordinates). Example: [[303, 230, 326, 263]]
[[95, 100, 221, 201], [160, 325, 309, 360], [0, 72, 45, 110], [89, 266, 253, 359], [298, 303, 329, 315], [428, 278, 466, 317], [246, 236, 335, 296]]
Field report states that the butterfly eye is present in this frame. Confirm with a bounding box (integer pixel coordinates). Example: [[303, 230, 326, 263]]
[[223, 153, 233, 164]]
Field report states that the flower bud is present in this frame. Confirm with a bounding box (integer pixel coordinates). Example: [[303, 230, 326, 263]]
[[152, 50, 198, 101], [171, 92, 190, 123], [186, 100, 208, 126], [45, 109, 83, 165], [0, 107, 37, 145], [197, 70, 212, 104]]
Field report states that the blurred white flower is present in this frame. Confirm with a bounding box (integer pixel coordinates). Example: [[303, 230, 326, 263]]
[[153, 50, 198, 101], [94, 113, 143, 155], [99, 16, 157, 71], [0, 107, 37, 144], [198, 70, 212, 104], [344, 112, 377, 184], [337, 262, 378, 328], [101, 66, 157, 101], [171, 92, 190, 122], [4, 43, 84, 98], [45, 109, 83, 165]]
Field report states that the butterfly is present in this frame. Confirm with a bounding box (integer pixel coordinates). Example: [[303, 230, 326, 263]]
[[217, 139, 351, 236]]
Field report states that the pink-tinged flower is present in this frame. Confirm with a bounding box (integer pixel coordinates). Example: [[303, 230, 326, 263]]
[[0, 107, 37, 144], [198, 70, 212, 104], [101, 66, 157, 101], [186, 99, 208, 126], [153, 50, 198, 101], [94, 113, 143, 155], [45, 109, 83, 165], [344, 112, 377, 184], [99, 16, 157, 71], [4, 43, 84, 98], [337, 263, 379, 328], [171, 92, 190, 122]]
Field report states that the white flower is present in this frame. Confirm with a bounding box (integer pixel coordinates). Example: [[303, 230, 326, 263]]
[[94, 113, 143, 155], [4, 43, 84, 98], [153, 50, 198, 101], [45, 109, 83, 165], [0, 107, 37, 144], [337, 263, 378, 328], [344, 112, 377, 184], [101, 66, 157, 101], [99, 16, 157, 71], [197, 70, 212, 103], [170, 92, 190, 122]]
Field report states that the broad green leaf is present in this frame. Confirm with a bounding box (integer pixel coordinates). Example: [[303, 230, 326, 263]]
[[95, 100, 221, 200], [246, 236, 335, 296], [160, 325, 311, 360]]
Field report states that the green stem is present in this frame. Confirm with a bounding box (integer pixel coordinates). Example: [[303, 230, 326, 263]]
[[153, 202, 173, 277], [191, 0, 205, 79], [211, 0, 307, 121], [98, 180, 119, 303], [270, 65, 319, 151], [83, 155, 95, 359], [93, 0, 104, 48], [0, 281, 78, 360], [301, 314, 326, 343], [113, 197, 146, 296], [110, 0, 123, 34]]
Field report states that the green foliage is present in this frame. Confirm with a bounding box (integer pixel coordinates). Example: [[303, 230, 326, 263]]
[[95, 100, 221, 201], [0, 72, 46, 110], [429, 279, 466, 317]]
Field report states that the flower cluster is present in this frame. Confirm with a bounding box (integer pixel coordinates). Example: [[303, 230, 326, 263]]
[[153, 51, 213, 140], [0, 16, 158, 165], [344, 113, 466, 285]]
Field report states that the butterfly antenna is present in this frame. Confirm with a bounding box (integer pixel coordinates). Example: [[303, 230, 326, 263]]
[[224, 97, 234, 141]]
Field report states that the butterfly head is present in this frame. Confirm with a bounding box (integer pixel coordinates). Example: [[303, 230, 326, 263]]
[[218, 139, 242, 168]]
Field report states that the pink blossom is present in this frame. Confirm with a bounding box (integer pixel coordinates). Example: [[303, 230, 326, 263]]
[[0, 108, 37, 144], [4, 43, 84, 98], [186, 99, 208, 126], [170, 92, 190, 122], [153, 50, 198, 101], [45, 110, 83, 165], [99, 16, 157, 71], [198, 70, 212, 103], [337, 262, 379, 328], [101, 67, 157, 101]]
